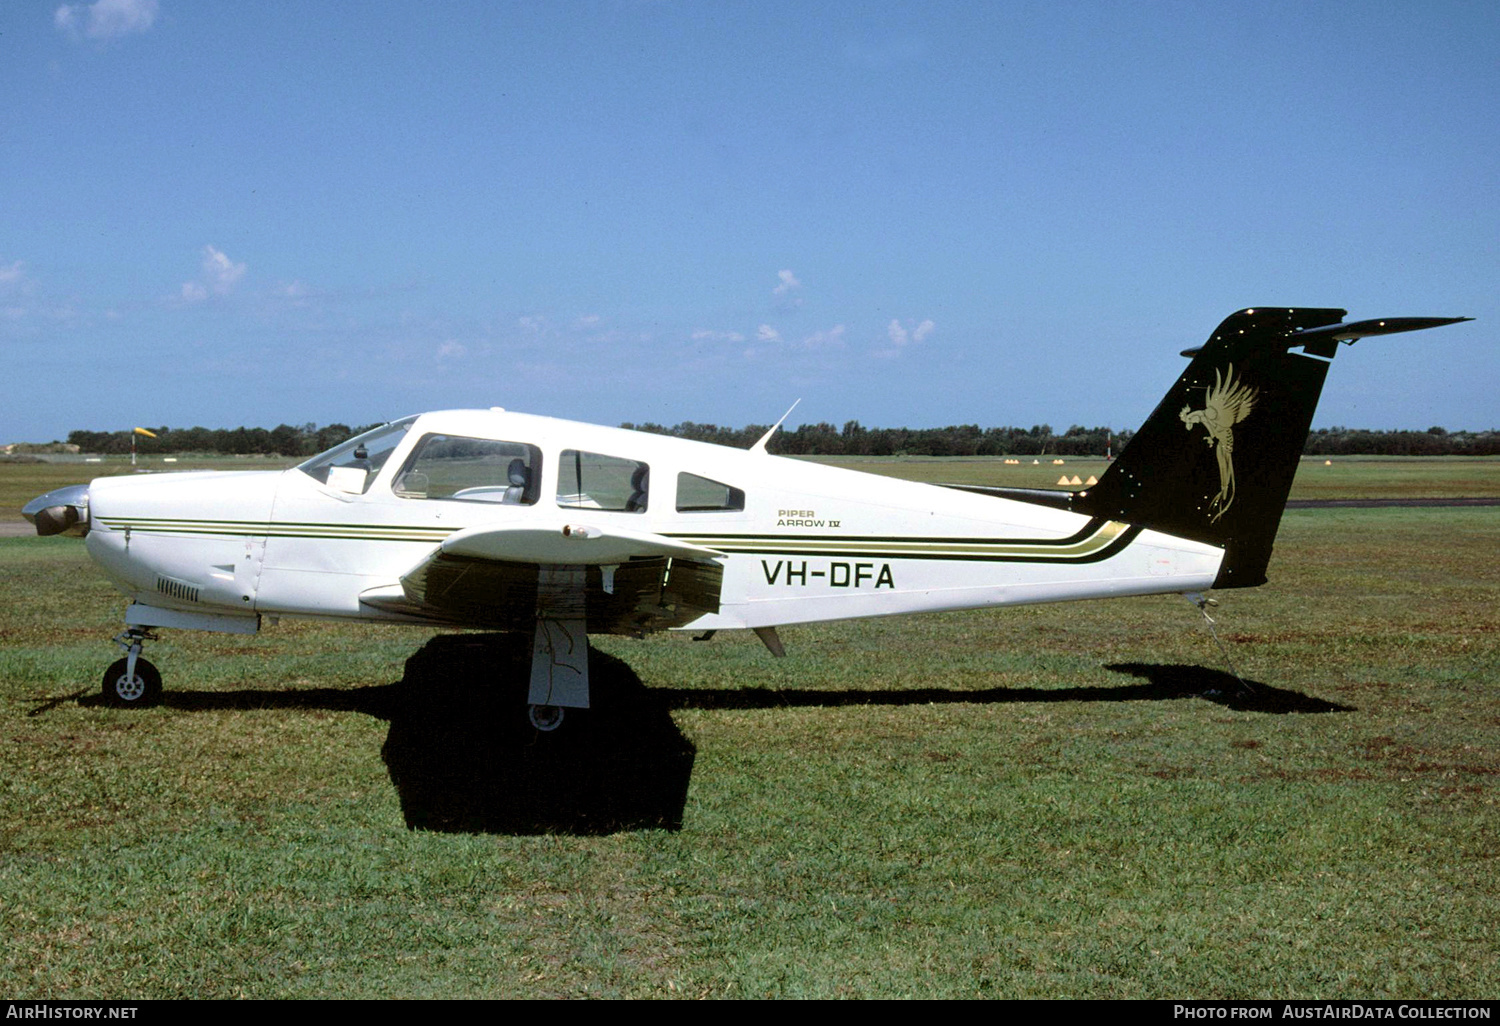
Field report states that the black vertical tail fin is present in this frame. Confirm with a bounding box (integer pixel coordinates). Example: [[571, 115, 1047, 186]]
[[1073, 308, 1470, 589]]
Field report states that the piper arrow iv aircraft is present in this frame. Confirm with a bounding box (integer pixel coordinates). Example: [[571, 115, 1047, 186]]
[[24, 308, 1469, 728]]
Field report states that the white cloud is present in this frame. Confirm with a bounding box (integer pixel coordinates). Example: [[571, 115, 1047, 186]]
[[756, 324, 781, 343], [437, 341, 466, 359], [877, 318, 935, 359], [802, 324, 846, 348], [691, 329, 746, 344], [574, 314, 601, 329], [0, 262, 75, 322], [201, 245, 245, 293], [773, 269, 801, 296], [176, 245, 245, 303], [518, 315, 547, 333], [55, 0, 159, 42], [886, 317, 935, 350], [577, 327, 648, 346]]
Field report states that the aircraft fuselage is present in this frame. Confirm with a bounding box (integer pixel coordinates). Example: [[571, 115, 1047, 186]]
[[82, 408, 1224, 634]]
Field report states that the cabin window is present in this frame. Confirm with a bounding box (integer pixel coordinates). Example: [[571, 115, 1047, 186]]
[[297, 417, 417, 495], [556, 451, 648, 512], [676, 473, 745, 512], [393, 434, 542, 504]]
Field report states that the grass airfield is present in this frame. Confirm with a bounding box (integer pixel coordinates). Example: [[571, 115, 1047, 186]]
[[1, 458, 1496, 998]]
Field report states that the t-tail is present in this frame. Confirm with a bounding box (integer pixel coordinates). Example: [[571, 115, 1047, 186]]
[[1065, 308, 1470, 589]]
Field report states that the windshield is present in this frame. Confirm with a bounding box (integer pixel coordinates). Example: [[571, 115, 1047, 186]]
[[297, 417, 417, 494]]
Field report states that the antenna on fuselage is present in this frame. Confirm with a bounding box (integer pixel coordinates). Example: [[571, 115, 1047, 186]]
[[750, 399, 801, 454]]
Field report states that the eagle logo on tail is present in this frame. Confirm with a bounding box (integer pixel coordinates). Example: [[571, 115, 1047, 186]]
[[1179, 364, 1259, 522]]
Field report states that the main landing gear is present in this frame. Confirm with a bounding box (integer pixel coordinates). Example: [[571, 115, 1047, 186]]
[[102, 627, 163, 708], [527, 704, 565, 732]]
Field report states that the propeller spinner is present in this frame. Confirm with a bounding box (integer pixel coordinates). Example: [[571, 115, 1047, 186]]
[[22, 483, 91, 537]]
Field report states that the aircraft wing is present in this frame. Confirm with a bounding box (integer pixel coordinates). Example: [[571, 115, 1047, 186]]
[[438, 520, 722, 565], [360, 520, 725, 634]]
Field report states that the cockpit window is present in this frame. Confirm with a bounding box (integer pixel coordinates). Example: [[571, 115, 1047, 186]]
[[676, 473, 745, 512], [557, 450, 648, 512], [297, 417, 417, 494], [393, 434, 542, 504]]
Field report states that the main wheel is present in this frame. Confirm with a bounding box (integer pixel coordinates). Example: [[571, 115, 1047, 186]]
[[101, 657, 162, 708]]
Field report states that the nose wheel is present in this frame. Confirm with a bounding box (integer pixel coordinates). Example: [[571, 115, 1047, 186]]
[[528, 704, 565, 732], [103, 627, 163, 708], [102, 656, 162, 707]]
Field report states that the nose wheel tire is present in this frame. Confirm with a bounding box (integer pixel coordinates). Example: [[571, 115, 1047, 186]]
[[528, 704, 565, 732], [102, 657, 163, 708]]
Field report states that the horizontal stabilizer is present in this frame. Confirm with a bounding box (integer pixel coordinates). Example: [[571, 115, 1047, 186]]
[[1291, 315, 1472, 343], [1180, 314, 1470, 357], [1284, 316, 1473, 357]]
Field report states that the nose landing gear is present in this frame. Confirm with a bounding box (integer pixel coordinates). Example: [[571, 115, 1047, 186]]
[[103, 627, 163, 708]]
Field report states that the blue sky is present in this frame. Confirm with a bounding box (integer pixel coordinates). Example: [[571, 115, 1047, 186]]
[[3, 1, 1495, 444]]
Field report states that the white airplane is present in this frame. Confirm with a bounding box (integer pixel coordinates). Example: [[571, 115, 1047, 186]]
[[24, 307, 1470, 728]]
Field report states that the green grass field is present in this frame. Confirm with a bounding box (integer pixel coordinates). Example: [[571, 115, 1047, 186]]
[[1, 460, 1496, 998]]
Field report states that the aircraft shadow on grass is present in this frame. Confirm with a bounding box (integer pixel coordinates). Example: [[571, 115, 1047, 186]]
[[377, 636, 696, 836], [655, 664, 1353, 716], [52, 639, 1349, 836]]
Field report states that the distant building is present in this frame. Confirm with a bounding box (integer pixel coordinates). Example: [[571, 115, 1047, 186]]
[[3, 442, 82, 455]]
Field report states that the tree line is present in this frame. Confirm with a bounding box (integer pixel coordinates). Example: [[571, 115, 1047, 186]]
[[65, 423, 382, 458], [63, 421, 1499, 458], [620, 421, 1130, 457], [1303, 426, 1500, 457]]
